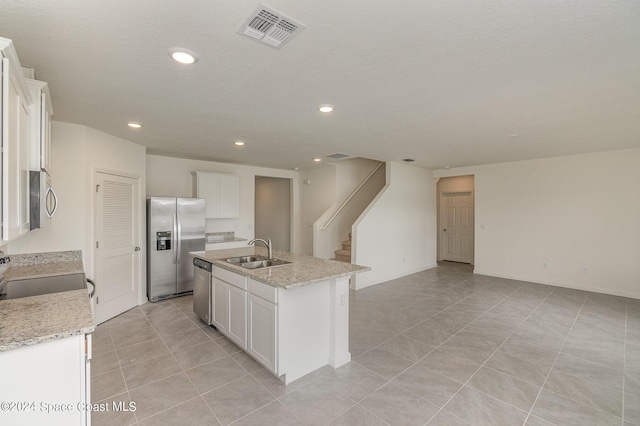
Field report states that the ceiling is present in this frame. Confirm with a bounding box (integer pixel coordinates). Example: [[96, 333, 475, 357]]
[[2, 0, 639, 170]]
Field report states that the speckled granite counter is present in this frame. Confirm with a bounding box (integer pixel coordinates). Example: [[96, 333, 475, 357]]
[[0, 290, 94, 351], [190, 247, 370, 289], [0, 250, 95, 352]]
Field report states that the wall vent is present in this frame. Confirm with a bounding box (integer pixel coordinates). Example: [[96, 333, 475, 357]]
[[402, 158, 416, 162], [326, 153, 351, 159], [238, 5, 305, 49]]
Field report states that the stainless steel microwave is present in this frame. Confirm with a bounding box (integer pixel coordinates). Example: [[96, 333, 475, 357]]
[[29, 171, 57, 230]]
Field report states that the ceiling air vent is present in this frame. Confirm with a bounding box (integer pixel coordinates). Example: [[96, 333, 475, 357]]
[[326, 153, 351, 159], [238, 5, 305, 49], [402, 158, 416, 162]]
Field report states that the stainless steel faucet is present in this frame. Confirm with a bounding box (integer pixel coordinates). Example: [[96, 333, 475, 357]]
[[248, 237, 273, 260]]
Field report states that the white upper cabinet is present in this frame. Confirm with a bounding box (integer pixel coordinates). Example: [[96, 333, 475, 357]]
[[1, 37, 32, 241], [26, 78, 53, 175], [194, 171, 240, 219]]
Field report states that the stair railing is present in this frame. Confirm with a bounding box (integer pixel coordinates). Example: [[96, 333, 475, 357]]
[[321, 162, 384, 230]]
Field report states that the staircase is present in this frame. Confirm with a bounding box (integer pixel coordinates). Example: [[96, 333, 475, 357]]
[[333, 233, 352, 263]]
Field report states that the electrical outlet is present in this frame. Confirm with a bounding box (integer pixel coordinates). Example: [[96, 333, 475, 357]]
[[339, 293, 346, 306], [541, 262, 547, 269], [582, 267, 588, 273]]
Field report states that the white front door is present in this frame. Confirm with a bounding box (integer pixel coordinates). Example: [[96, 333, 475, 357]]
[[441, 192, 473, 263], [94, 171, 141, 324]]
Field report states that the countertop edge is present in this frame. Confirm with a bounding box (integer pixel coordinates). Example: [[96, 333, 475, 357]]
[[190, 249, 370, 289], [0, 325, 96, 352]]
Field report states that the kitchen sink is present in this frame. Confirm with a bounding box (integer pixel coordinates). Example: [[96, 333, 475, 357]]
[[225, 255, 266, 264], [240, 259, 291, 269], [0, 273, 87, 300], [222, 256, 291, 269]]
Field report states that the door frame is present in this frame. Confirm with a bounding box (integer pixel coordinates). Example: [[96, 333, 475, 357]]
[[254, 175, 293, 252], [91, 168, 146, 310], [438, 190, 475, 265]]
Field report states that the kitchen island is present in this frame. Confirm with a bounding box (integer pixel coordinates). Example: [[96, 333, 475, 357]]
[[190, 247, 369, 384]]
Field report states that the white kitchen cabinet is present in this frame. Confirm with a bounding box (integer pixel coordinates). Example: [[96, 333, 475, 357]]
[[193, 171, 240, 218], [211, 267, 247, 348], [227, 283, 247, 347], [26, 78, 53, 175], [212, 277, 228, 333], [247, 292, 277, 372], [0, 333, 92, 426], [1, 38, 32, 242]]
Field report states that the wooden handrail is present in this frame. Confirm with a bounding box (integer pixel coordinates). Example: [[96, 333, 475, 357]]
[[321, 162, 384, 230]]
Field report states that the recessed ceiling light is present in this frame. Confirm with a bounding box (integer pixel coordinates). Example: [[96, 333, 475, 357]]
[[169, 48, 198, 64], [444, 165, 451, 169], [313, 158, 322, 162], [293, 167, 299, 171], [508, 134, 520, 138], [234, 141, 245, 146], [127, 122, 142, 129], [318, 104, 334, 113]]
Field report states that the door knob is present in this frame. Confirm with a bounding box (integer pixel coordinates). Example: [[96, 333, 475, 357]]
[[134, 246, 141, 251]]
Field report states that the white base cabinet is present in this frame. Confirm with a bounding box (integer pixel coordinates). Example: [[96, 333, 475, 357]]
[[211, 267, 247, 348], [0, 334, 92, 426], [209, 265, 352, 384], [247, 292, 277, 371]]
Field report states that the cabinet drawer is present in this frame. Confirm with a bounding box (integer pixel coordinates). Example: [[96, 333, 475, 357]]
[[248, 278, 278, 304], [213, 267, 247, 290]]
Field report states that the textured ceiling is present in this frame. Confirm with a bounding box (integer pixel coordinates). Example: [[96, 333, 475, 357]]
[[2, 0, 639, 170]]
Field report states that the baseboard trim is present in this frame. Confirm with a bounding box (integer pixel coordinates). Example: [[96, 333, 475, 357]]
[[473, 269, 640, 300], [353, 263, 438, 290]]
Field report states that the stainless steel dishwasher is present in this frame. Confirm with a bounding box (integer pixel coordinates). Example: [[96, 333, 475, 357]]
[[193, 257, 213, 325]]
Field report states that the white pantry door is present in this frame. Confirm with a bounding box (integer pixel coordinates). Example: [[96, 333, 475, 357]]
[[94, 172, 141, 324], [441, 192, 473, 263]]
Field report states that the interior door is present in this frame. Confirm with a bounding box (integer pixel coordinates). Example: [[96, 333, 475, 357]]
[[94, 172, 141, 324], [441, 192, 473, 263]]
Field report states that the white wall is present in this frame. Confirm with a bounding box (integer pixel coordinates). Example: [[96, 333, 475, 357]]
[[434, 148, 640, 299], [6, 122, 147, 301], [146, 155, 302, 253], [255, 176, 291, 252], [353, 162, 438, 289], [299, 166, 335, 255]]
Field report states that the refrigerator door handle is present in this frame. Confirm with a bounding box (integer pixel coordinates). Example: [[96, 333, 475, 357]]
[[176, 213, 182, 264], [172, 213, 178, 264]]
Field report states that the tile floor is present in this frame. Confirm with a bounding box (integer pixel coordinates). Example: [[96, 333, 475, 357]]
[[91, 262, 640, 425]]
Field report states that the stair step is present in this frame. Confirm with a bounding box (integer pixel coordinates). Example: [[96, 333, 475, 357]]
[[334, 249, 351, 256], [341, 239, 352, 248], [334, 254, 351, 263]]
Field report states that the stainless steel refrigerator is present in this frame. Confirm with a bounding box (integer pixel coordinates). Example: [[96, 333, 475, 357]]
[[147, 197, 205, 302]]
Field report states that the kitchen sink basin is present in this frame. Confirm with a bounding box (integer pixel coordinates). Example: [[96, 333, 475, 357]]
[[240, 259, 292, 269], [222, 256, 291, 269], [0, 273, 87, 300], [224, 255, 266, 264]]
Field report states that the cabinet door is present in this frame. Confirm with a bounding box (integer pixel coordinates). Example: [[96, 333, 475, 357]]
[[247, 293, 277, 373], [197, 173, 220, 219], [218, 174, 240, 218], [212, 278, 228, 332], [40, 90, 52, 174], [227, 284, 247, 348], [1, 57, 30, 241]]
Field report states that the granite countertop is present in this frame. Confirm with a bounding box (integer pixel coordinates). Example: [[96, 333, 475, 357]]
[[2, 260, 85, 281], [0, 290, 95, 351], [0, 250, 95, 352], [190, 247, 370, 289]]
